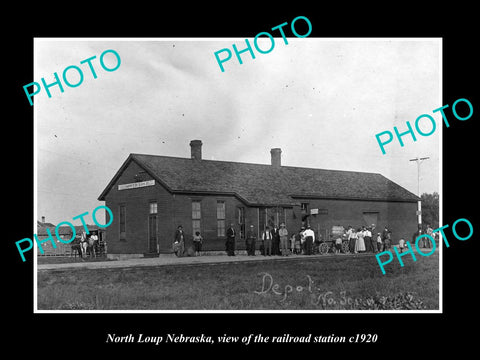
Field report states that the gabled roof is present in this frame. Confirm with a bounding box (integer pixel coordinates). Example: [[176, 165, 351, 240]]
[[98, 153, 419, 205]]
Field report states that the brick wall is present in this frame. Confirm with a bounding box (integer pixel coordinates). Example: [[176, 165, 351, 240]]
[[171, 194, 247, 251], [104, 160, 175, 254], [102, 160, 417, 255], [291, 198, 418, 243]]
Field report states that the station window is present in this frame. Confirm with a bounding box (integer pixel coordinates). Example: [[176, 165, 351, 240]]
[[192, 200, 201, 235], [238, 207, 245, 239], [217, 201, 226, 237], [149, 201, 157, 214]]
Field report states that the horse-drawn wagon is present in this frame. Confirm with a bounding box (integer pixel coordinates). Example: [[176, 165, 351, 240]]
[[316, 225, 350, 255]]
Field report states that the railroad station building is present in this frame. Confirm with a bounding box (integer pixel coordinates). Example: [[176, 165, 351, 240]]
[[98, 140, 419, 258]]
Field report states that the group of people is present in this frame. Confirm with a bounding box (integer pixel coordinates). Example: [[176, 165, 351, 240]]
[[173, 222, 436, 257], [411, 224, 435, 250], [173, 225, 203, 257], [344, 225, 390, 254], [246, 223, 316, 257], [71, 230, 102, 259], [173, 223, 317, 257], [344, 224, 436, 254]]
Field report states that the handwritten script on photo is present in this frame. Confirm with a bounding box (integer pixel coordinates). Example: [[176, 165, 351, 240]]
[[254, 272, 356, 307]]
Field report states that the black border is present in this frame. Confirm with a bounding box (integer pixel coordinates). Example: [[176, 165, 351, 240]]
[[7, 6, 478, 354]]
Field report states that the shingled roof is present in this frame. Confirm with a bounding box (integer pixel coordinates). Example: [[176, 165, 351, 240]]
[[98, 153, 419, 205]]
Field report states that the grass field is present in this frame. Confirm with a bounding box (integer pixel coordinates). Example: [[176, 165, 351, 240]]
[[37, 251, 439, 311]]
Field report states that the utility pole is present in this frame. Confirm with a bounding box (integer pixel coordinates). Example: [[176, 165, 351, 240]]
[[410, 156, 430, 227]]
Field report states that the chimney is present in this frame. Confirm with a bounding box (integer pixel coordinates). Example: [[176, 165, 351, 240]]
[[270, 148, 282, 167], [190, 140, 202, 160], [41, 216, 45, 223]]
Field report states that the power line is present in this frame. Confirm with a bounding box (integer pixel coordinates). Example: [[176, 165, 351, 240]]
[[409, 156, 430, 196], [409, 156, 430, 226]]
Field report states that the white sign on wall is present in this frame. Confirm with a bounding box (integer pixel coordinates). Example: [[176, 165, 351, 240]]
[[118, 179, 155, 191], [310, 208, 328, 215]]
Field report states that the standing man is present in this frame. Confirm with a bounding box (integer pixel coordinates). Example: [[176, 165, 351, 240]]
[[174, 225, 185, 257], [412, 226, 423, 248], [426, 224, 433, 248], [246, 225, 257, 256], [361, 226, 369, 252], [271, 224, 280, 256], [262, 226, 273, 256], [370, 224, 377, 252], [346, 226, 355, 253], [303, 225, 315, 255], [279, 223, 289, 256], [364, 226, 373, 253], [382, 226, 391, 250], [299, 227, 306, 254], [226, 223, 236, 256]]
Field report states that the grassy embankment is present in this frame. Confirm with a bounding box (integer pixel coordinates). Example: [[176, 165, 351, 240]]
[[37, 251, 439, 310]]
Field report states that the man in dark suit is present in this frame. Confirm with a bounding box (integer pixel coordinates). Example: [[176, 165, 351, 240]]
[[262, 226, 273, 256], [382, 226, 391, 250], [271, 224, 280, 255], [226, 223, 236, 256], [246, 225, 257, 256], [382, 226, 390, 242]]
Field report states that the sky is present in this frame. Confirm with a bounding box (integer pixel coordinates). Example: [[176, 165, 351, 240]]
[[34, 38, 441, 226]]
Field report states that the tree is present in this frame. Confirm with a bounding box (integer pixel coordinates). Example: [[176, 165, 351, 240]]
[[421, 192, 439, 229]]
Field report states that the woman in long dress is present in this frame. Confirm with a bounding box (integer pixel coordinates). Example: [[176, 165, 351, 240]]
[[355, 227, 366, 253], [349, 229, 356, 253]]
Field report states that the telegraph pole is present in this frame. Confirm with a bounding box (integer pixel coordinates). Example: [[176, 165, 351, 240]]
[[410, 156, 430, 226]]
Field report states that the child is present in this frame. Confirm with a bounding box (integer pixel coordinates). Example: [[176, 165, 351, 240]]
[[335, 236, 343, 254], [192, 231, 203, 256], [290, 232, 296, 254], [376, 232, 383, 252], [294, 229, 303, 254], [398, 238, 405, 253]]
